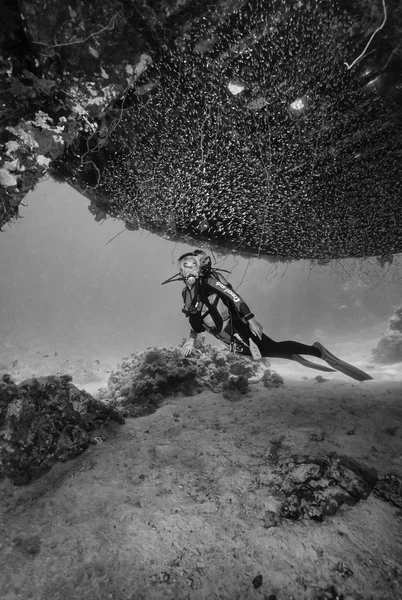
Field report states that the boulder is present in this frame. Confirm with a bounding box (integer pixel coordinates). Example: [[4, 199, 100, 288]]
[[0, 373, 124, 485]]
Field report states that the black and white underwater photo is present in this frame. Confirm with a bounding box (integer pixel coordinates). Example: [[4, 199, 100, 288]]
[[1, 1, 402, 599]]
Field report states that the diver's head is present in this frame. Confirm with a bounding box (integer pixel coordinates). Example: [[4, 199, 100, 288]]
[[177, 250, 210, 286]]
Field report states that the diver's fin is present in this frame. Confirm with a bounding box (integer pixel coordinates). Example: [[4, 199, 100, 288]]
[[249, 338, 262, 360], [290, 354, 337, 373], [313, 342, 373, 382]]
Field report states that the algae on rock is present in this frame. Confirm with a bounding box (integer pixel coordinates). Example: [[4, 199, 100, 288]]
[[0, 373, 125, 485], [97, 337, 271, 417]]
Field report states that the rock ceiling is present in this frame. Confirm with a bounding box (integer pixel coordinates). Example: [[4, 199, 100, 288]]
[[1, 0, 402, 260]]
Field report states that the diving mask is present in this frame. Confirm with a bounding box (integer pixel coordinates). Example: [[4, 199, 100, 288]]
[[177, 251, 208, 284]]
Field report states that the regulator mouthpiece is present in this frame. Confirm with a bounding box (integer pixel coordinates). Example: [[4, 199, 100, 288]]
[[187, 276, 196, 285]]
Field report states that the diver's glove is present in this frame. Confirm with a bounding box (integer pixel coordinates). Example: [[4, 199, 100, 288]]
[[248, 317, 263, 340], [181, 338, 195, 356]]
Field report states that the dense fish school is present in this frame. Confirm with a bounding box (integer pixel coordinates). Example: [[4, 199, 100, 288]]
[[88, 0, 401, 260]]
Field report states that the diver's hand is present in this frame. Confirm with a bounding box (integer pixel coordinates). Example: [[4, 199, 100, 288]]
[[181, 338, 195, 356], [249, 317, 263, 340]]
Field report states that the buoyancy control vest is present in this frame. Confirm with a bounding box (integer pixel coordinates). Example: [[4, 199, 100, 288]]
[[182, 276, 231, 335]]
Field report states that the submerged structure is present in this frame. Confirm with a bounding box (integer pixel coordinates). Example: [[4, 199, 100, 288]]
[[1, 0, 402, 260]]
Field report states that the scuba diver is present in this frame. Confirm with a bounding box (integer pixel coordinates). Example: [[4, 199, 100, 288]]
[[162, 250, 373, 382]]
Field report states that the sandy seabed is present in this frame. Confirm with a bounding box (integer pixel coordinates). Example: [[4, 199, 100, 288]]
[[1, 335, 402, 600]]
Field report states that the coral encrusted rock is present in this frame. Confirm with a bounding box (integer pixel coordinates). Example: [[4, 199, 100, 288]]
[[0, 374, 125, 485], [373, 305, 402, 364], [96, 336, 271, 416]]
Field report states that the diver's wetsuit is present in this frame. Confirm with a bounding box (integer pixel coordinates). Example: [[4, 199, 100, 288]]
[[182, 275, 321, 359]]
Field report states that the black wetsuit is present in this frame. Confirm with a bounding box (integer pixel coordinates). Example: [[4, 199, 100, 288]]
[[182, 275, 321, 359]]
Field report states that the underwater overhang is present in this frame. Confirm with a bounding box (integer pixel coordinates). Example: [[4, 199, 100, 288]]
[[1, 0, 402, 261]]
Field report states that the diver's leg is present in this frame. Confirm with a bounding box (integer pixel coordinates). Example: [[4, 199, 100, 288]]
[[255, 334, 337, 370], [223, 321, 321, 361], [257, 333, 322, 359], [227, 313, 373, 380], [246, 330, 372, 380], [259, 335, 373, 380]]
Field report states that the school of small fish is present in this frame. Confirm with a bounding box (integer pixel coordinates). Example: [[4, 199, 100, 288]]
[[99, 0, 402, 260]]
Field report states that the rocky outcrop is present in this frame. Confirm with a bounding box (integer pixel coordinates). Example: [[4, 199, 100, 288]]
[[0, 338, 275, 484], [0, 373, 125, 485], [97, 337, 271, 416], [0, 0, 155, 227], [277, 454, 376, 521], [372, 305, 402, 364], [266, 450, 402, 521]]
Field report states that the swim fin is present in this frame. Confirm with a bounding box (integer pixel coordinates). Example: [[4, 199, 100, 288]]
[[313, 342, 373, 382], [290, 354, 337, 373], [249, 338, 262, 360]]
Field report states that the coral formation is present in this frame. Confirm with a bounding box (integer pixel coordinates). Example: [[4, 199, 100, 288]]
[[222, 375, 249, 401], [274, 454, 378, 521], [0, 337, 277, 483], [262, 370, 284, 388], [0, 373, 125, 485], [97, 336, 271, 416], [266, 450, 402, 522], [372, 304, 402, 363]]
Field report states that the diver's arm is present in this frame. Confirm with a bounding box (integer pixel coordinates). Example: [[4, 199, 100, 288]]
[[208, 277, 263, 339], [208, 277, 253, 321], [181, 329, 197, 356], [187, 329, 197, 343], [247, 316, 263, 340]]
